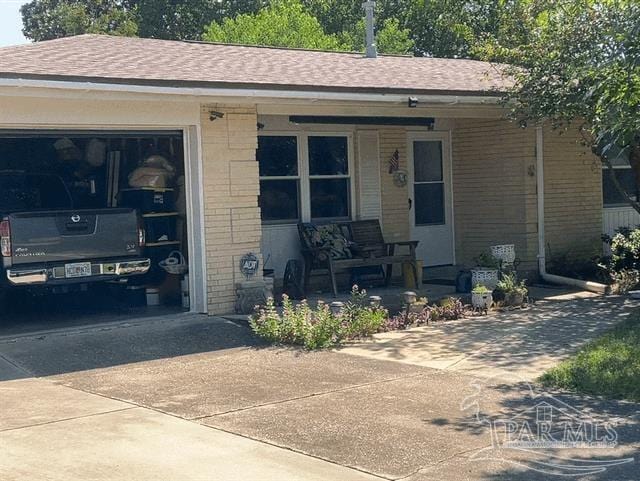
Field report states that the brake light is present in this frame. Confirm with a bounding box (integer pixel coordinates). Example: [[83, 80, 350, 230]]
[[138, 226, 146, 247], [0, 220, 11, 257]]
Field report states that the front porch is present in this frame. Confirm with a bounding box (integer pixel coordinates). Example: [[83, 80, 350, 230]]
[[253, 111, 602, 315]]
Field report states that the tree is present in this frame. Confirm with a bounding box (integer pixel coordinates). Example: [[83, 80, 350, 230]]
[[204, 0, 413, 54], [341, 18, 414, 55], [137, 0, 266, 40], [21, 0, 265, 42], [203, 0, 345, 50], [21, 0, 137, 41], [502, 1, 640, 212]]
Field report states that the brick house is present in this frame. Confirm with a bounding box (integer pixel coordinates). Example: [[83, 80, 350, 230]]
[[0, 35, 605, 315]]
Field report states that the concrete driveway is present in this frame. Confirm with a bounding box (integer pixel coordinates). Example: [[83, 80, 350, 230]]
[[0, 297, 638, 480]]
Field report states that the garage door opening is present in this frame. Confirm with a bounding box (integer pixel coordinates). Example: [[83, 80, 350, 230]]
[[0, 130, 193, 334]]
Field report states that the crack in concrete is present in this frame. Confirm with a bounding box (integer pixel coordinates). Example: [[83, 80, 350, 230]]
[[0, 406, 138, 433], [392, 445, 492, 480], [193, 371, 431, 420]]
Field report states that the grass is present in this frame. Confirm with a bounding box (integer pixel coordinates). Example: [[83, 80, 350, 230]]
[[539, 314, 640, 401]]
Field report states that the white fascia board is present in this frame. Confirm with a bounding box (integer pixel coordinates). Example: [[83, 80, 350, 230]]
[[0, 78, 502, 106]]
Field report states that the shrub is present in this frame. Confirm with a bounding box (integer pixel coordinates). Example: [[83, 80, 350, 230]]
[[434, 297, 466, 320], [602, 228, 640, 292], [250, 286, 387, 349], [341, 286, 388, 338], [383, 296, 465, 330]]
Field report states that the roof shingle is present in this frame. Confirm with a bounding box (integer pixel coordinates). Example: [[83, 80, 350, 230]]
[[0, 34, 510, 95]]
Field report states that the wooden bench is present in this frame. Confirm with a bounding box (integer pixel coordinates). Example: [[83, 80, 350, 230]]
[[298, 220, 419, 297]]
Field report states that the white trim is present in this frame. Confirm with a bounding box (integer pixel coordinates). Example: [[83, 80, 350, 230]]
[[357, 130, 382, 222], [407, 131, 455, 266], [257, 131, 355, 223], [448, 129, 456, 265], [184, 125, 207, 314], [0, 78, 502, 105], [536, 126, 546, 274]]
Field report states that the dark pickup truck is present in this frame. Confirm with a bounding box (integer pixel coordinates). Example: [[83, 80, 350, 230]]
[[0, 171, 150, 289]]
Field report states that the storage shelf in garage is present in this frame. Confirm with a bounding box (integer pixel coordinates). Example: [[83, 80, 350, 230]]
[[142, 212, 179, 218], [145, 241, 181, 247]]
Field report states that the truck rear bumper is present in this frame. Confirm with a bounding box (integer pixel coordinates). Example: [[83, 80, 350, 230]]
[[6, 259, 151, 286]]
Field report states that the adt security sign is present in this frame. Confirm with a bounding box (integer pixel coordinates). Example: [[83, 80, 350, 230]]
[[240, 253, 260, 280]]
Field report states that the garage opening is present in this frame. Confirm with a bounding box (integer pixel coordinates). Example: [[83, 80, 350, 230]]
[[0, 130, 192, 334]]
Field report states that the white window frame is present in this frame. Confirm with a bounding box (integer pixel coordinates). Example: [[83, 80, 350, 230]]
[[257, 133, 302, 225], [602, 162, 637, 208], [258, 131, 355, 224]]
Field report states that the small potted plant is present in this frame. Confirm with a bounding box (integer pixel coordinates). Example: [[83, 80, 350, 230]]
[[471, 284, 493, 311], [471, 252, 500, 289], [496, 273, 528, 306]]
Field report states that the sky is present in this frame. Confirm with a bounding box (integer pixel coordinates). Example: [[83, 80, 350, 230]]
[[0, 0, 28, 47]]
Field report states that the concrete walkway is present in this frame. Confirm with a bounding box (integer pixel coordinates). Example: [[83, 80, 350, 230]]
[[0, 297, 638, 480], [340, 295, 640, 380], [0, 378, 378, 481]]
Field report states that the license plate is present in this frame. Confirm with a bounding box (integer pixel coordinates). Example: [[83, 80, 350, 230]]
[[65, 262, 92, 278]]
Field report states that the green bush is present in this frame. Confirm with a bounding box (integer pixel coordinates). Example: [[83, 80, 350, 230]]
[[602, 228, 640, 291], [250, 286, 387, 349]]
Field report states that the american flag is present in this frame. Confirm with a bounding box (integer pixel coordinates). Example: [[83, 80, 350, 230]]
[[388, 149, 400, 173]]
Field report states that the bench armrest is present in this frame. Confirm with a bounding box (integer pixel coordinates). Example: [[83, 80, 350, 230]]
[[389, 240, 419, 247], [385, 240, 419, 257]]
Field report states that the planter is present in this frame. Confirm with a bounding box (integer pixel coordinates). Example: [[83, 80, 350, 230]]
[[472, 291, 493, 310], [490, 244, 516, 264], [504, 292, 525, 307], [471, 269, 499, 290]]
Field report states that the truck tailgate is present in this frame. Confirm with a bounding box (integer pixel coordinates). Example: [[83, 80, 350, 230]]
[[8, 209, 141, 265]]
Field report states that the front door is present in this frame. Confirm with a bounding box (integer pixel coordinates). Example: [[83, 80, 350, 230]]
[[408, 132, 454, 266]]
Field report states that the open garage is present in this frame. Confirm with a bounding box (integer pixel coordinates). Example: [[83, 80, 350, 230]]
[[0, 128, 204, 334]]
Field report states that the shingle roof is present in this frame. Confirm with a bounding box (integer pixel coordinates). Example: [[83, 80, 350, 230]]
[[0, 34, 510, 96]]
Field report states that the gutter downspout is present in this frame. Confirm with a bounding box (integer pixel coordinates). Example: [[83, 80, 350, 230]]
[[536, 125, 607, 294]]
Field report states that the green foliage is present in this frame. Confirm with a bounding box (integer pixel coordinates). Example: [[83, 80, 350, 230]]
[[502, 1, 640, 211], [496, 273, 527, 296], [540, 314, 640, 401], [341, 287, 389, 339], [602, 228, 640, 291], [472, 284, 491, 294], [21, 0, 138, 41], [250, 286, 387, 350], [21, 0, 265, 41], [338, 17, 414, 55], [474, 252, 500, 269], [203, 0, 345, 50]]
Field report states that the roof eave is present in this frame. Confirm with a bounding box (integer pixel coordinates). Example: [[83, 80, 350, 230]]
[[0, 73, 506, 102]]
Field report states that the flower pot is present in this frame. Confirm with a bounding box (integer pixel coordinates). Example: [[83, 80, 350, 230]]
[[472, 291, 493, 310], [504, 292, 525, 306], [471, 269, 499, 290]]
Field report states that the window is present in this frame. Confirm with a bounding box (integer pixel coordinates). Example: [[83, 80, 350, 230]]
[[258, 134, 352, 223], [258, 136, 300, 222], [413, 140, 445, 225], [308, 136, 350, 220], [602, 154, 638, 207]]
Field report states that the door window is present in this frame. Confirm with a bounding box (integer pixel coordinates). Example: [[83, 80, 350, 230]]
[[413, 140, 445, 225]]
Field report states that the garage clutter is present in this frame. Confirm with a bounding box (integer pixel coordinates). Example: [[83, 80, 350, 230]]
[[0, 132, 189, 311]]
